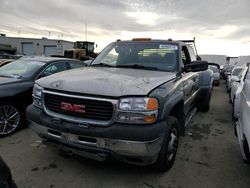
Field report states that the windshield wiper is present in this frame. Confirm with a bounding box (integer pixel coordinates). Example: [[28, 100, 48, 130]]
[[116, 64, 158, 70], [91, 63, 113, 67]]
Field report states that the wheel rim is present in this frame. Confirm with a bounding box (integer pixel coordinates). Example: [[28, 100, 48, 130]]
[[167, 128, 179, 162], [0, 105, 20, 135]]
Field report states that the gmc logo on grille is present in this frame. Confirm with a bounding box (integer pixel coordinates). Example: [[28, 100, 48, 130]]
[[60, 102, 86, 113]]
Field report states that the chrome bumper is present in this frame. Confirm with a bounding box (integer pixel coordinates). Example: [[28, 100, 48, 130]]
[[29, 120, 164, 165]]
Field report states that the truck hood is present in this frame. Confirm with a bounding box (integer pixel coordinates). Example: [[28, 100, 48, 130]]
[[37, 67, 176, 97]]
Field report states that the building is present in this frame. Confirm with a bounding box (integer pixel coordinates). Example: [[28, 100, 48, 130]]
[[237, 56, 250, 66], [200, 54, 227, 66], [0, 36, 74, 56]]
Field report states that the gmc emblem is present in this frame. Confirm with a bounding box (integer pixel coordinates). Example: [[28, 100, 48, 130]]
[[60, 102, 86, 113]]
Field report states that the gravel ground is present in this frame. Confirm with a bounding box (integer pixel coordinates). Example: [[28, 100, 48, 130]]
[[1, 81, 250, 188]]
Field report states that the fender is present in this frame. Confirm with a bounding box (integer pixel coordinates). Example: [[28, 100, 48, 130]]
[[0, 81, 34, 98], [161, 91, 184, 120]]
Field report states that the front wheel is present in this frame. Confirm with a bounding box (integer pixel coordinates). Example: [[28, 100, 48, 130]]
[[197, 92, 211, 112], [0, 103, 22, 137], [155, 116, 179, 172]]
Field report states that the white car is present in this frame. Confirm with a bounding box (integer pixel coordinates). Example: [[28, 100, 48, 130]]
[[227, 67, 243, 93], [209, 65, 220, 86], [230, 66, 247, 121], [236, 64, 250, 162]]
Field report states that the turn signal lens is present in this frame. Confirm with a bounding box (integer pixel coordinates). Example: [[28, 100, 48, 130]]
[[147, 98, 159, 111], [144, 114, 156, 123]]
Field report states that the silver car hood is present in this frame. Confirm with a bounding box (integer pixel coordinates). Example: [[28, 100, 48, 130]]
[[37, 67, 176, 97]]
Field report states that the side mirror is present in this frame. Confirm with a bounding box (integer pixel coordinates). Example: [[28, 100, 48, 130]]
[[185, 60, 208, 72], [231, 75, 240, 82], [84, 59, 93, 66], [37, 73, 46, 80]]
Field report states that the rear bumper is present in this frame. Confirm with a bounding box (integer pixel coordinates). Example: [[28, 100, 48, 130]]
[[213, 80, 220, 85], [27, 105, 166, 165]]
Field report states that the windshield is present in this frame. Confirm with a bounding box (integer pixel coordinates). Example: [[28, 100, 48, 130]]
[[0, 59, 45, 79], [92, 42, 178, 72], [209, 65, 219, 73], [232, 68, 243, 76]]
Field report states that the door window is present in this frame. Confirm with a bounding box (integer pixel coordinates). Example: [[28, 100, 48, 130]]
[[42, 62, 67, 77], [68, 61, 87, 69]]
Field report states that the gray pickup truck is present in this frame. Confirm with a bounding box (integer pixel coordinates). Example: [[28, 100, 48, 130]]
[[27, 38, 211, 171]]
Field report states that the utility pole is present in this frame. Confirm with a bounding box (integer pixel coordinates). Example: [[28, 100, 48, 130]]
[[18, 28, 20, 37], [48, 31, 51, 39], [85, 21, 87, 41]]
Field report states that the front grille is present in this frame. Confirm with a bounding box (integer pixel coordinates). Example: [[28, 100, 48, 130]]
[[44, 93, 114, 121]]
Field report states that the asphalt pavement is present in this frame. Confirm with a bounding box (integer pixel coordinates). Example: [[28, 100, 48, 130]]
[[1, 81, 250, 188]]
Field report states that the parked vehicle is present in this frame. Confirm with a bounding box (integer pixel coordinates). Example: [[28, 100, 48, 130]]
[[230, 66, 248, 121], [0, 156, 17, 188], [236, 64, 250, 163], [0, 59, 13, 67], [209, 63, 220, 86], [0, 56, 88, 137], [27, 38, 211, 171], [223, 64, 234, 82], [227, 66, 243, 93]]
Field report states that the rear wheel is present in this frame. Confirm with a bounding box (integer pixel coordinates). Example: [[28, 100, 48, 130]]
[[198, 92, 211, 112], [155, 116, 179, 172], [0, 103, 22, 137]]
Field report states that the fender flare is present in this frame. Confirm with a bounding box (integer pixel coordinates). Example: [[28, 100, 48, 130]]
[[160, 91, 184, 120]]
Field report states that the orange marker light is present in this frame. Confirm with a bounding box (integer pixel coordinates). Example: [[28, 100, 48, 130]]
[[132, 38, 151, 41], [147, 98, 159, 111], [144, 114, 156, 123]]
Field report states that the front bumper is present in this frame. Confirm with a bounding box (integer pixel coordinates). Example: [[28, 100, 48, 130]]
[[27, 105, 166, 165]]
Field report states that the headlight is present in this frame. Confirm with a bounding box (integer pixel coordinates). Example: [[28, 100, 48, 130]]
[[117, 97, 159, 124], [119, 97, 159, 111], [32, 84, 43, 108], [33, 84, 43, 97]]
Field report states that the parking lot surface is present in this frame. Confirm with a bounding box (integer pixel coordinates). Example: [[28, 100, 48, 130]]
[[1, 82, 250, 188]]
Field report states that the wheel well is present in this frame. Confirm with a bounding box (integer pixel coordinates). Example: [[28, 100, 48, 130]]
[[0, 97, 27, 113], [169, 101, 185, 136]]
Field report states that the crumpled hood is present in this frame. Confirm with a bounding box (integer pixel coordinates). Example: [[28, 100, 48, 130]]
[[37, 67, 176, 97]]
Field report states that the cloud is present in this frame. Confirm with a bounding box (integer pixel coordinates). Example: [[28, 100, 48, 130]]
[[0, 0, 249, 55]]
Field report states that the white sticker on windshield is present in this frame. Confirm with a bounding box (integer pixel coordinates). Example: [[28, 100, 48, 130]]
[[159, 44, 178, 50]]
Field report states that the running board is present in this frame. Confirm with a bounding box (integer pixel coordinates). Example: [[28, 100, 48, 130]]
[[185, 108, 197, 127]]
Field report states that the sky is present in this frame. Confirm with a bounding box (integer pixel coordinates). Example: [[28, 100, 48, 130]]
[[0, 0, 250, 56]]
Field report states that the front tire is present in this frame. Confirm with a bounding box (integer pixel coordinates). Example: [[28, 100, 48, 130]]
[[0, 103, 22, 137], [155, 116, 179, 172]]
